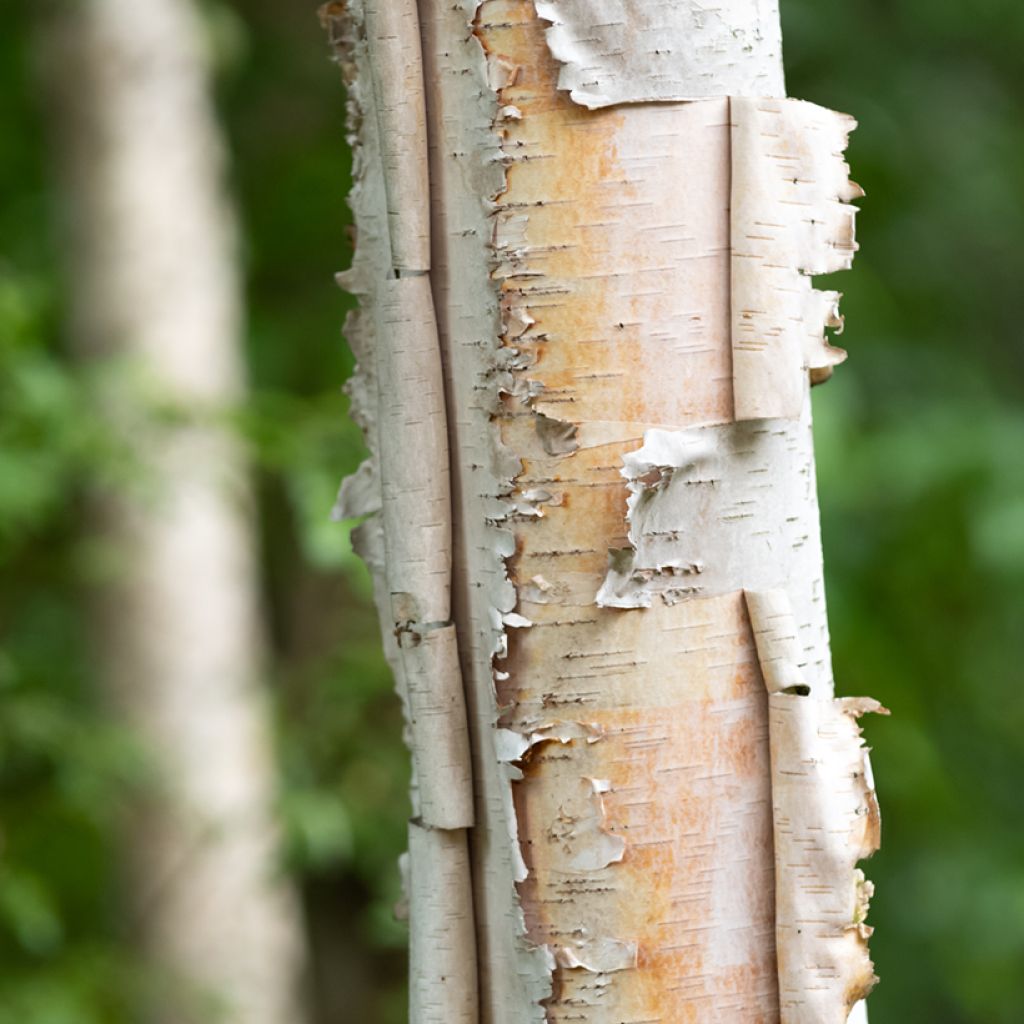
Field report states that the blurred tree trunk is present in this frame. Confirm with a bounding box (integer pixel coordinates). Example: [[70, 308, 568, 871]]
[[327, 2, 881, 1023], [48, 1, 305, 1021]]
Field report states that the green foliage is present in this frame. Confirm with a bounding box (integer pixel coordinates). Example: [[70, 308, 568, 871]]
[[786, 1, 1024, 1019], [0, 9, 144, 1012], [0, 259, 148, 1018], [1, 2, 403, 1021]]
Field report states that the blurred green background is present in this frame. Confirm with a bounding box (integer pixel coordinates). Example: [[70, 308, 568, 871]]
[[1, 0, 1022, 1021]]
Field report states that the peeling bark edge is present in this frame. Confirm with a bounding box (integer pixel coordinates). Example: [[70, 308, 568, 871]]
[[731, 99, 864, 421], [747, 590, 886, 1024], [533, 0, 786, 108], [411, 1, 565, 1019], [594, 411, 833, 692]]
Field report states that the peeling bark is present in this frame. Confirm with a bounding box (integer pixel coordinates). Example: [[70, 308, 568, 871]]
[[328, 1, 882, 1023], [747, 591, 886, 1023], [731, 99, 863, 420], [321, 4, 478, 1021], [533, 0, 785, 108], [594, 411, 830, 685]]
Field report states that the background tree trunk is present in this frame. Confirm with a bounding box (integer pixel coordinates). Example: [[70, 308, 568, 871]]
[[329, 2, 883, 1022], [49, 1, 305, 1020]]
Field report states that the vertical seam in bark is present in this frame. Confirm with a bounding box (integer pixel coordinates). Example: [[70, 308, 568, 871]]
[[321, 4, 478, 1022], [418, 3, 557, 1019], [471, 7, 565, 1012]]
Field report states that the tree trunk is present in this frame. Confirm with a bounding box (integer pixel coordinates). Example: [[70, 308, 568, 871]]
[[50, 1, 305, 1020], [325, 2, 884, 1023]]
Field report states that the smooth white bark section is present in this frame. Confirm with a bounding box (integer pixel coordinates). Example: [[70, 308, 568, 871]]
[[747, 591, 884, 1024], [731, 99, 863, 420], [401, 625, 475, 829], [376, 276, 453, 626], [365, 0, 432, 270], [408, 821, 478, 1024], [53, 1, 304, 1020], [534, 0, 785, 107]]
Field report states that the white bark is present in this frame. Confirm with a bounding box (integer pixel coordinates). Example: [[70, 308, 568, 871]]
[[364, 0, 432, 271], [747, 590, 885, 1022], [331, 1, 883, 1022], [322, 5, 478, 1022], [51, 1, 304, 1020], [731, 98, 862, 419], [533, 0, 785, 107]]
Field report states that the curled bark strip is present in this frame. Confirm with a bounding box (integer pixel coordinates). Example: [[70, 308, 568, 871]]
[[408, 821, 478, 1024], [552, 937, 638, 974], [745, 587, 811, 695], [322, 9, 478, 1024], [731, 98, 863, 420], [365, 0, 432, 270], [533, 0, 785, 108], [401, 624, 475, 829], [375, 275, 453, 626], [595, 412, 833, 693], [746, 590, 886, 1023]]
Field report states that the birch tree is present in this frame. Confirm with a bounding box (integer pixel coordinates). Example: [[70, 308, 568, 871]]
[[49, 1, 305, 1020], [324, 2, 885, 1022]]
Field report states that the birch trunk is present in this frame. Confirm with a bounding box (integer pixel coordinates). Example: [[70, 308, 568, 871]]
[[325, 2, 884, 1023], [50, 2, 305, 1020]]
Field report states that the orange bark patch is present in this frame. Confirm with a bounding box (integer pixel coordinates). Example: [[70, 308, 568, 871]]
[[508, 596, 778, 1023], [476, 3, 780, 1021]]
